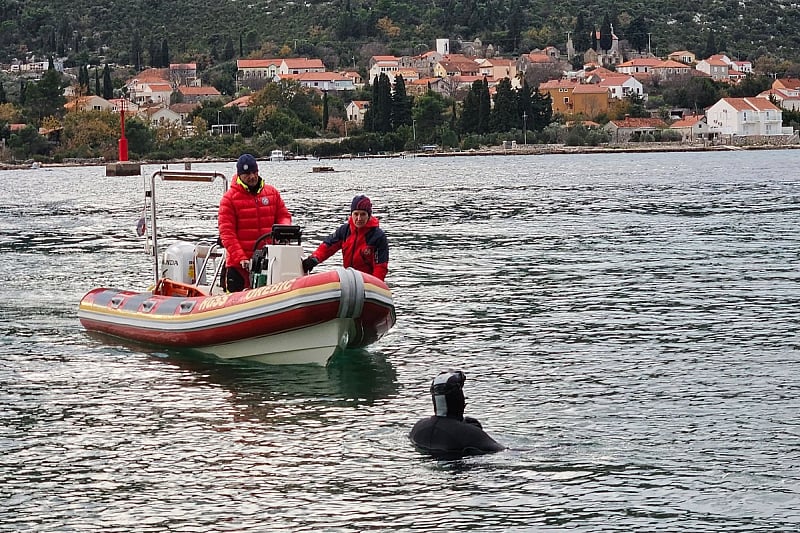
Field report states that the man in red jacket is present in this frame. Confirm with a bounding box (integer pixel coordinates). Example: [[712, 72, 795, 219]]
[[302, 195, 389, 281], [218, 153, 292, 291]]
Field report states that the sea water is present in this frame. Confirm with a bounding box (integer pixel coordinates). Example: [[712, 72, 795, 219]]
[[1, 151, 799, 531]]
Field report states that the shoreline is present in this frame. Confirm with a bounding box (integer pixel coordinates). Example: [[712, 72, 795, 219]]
[[2, 142, 799, 171]]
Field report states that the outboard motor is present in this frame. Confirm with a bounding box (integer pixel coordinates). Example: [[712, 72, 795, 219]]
[[431, 370, 467, 419], [161, 241, 198, 284], [250, 225, 304, 288]]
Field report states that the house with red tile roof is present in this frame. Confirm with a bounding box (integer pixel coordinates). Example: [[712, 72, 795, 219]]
[[669, 114, 709, 142], [280, 58, 326, 75], [595, 74, 645, 100], [668, 50, 697, 65], [237, 59, 282, 82], [178, 85, 221, 104], [433, 58, 480, 78], [603, 117, 668, 142], [224, 95, 253, 109], [706, 97, 791, 136], [63, 95, 115, 113], [368, 56, 400, 83], [756, 78, 800, 111], [346, 100, 370, 124], [696, 55, 731, 81], [278, 71, 356, 91], [539, 79, 611, 119]]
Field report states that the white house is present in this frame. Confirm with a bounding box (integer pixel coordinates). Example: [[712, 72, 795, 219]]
[[64, 95, 115, 113], [282, 71, 356, 91], [756, 78, 800, 111], [143, 107, 183, 128], [368, 56, 400, 83], [279, 58, 326, 75], [706, 97, 790, 136], [696, 54, 731, 81], [669, 114, 709, 142], [237, 59, 281, 82], [346, 100, 370, 124], [596, 74, 645, 100]]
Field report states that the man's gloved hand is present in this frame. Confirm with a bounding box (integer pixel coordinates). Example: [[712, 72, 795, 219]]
[[302, 256, 319, 273]]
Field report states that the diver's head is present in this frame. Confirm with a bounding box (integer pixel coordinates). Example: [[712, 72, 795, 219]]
[[431, 369, 466, 419]]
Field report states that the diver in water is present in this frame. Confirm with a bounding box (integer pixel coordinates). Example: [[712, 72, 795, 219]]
[[409, 369, 505, 457]]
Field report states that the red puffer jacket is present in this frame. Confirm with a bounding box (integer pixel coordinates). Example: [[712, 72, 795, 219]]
[[218, 176, 292, 267], [310, 215, 389, 280]]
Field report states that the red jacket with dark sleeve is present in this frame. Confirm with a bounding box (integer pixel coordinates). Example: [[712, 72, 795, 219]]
[[310, 215, 389, 280]]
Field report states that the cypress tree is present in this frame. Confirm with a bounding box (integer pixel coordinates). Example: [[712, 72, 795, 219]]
[[478, 77, 490, 134], [391, 75, 413, 128], [0, 82, 6, 104], [489, 78, 517, 132], [322, 90, 329, 130], [599, 14, 613, 52], [95, 69, 101, 96], [102, 64, 113, 99], [161, 39, 170, 69], [458, 83, 480, 134]]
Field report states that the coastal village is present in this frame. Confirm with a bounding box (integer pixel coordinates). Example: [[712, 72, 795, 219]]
[[2, 33, 800, 162]]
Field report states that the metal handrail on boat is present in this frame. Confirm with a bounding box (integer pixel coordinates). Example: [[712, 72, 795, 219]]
[[146, 169, 229, 288]]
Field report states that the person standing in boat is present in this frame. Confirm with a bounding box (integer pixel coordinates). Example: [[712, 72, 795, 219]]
[[218, 153, 292, 292], [409, 369, 505, 457], [301, 194, 389, 281]]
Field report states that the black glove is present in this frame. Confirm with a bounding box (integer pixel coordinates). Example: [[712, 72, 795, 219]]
[[302, 256, 319, 273]]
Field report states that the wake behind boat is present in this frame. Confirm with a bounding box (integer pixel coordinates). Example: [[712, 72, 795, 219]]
[[78, 169, 396, 365]]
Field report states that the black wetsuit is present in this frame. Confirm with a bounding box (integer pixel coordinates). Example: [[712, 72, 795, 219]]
[[409, 416, 505, 457]]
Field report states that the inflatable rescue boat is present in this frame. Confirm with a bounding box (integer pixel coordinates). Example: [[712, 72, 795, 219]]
[[78, 169, 396, 365]]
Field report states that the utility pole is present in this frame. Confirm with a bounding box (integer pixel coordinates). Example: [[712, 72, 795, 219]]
[[523, 112, 527, 145]]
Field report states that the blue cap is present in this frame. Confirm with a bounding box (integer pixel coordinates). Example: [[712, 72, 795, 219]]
[[237, 153, 258, 175]]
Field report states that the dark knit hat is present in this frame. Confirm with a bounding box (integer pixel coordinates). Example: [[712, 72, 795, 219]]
[[236, 153, 258, 175], [350, 194, 372, 215]]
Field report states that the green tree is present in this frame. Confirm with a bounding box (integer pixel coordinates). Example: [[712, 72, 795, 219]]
[[0, 82, 6, 104], [7, 125, 50, 158], [23, 69, 66, 124], [94, 68, 101, 96], [529, 88, 553, 131], [364, 74, 392, 133], [599, 14, 613, 53], [161, 39, 170, 68], [458, 84, 479, 134], [573, 13, 591, 53], [391, 74, 413, 128], [322, 90, 329, 130], [478, 77, 490, 134], [628, 15, 649, 53], [413, 91, 448, 144], [489, 78, 516, 132], [131, 30, 142, 70], [102, 64, 113, 99]]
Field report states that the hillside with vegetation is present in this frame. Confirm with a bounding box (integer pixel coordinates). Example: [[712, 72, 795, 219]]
[[2, 0, 800, 70], [2, 0, 800, 164]]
